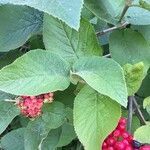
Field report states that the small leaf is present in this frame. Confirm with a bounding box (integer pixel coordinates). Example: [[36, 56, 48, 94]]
[[1, 128, 25, 150], [134, 124, 150, 144], [74, 86, 121, 150], [110, 29, 150, 72], [0, 101, 19, 134], [0, 5, 43, 52], [72, 56, 128, 107], [84, 0, 125, 24], [43, 15, 102, 63], [0, 49, 70, 96], [42, 102, 66, 129], [125, 7, 150, 25], [0, 0, 84, 30], [143, 96, 150, 115], [41, 122, 76, 149], [123, 62, 144, 96]]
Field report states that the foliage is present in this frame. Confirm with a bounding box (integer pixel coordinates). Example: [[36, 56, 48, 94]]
[[0, 0, 149, 150]]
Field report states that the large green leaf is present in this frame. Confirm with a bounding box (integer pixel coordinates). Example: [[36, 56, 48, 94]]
[[0, 0, 83, 30], [126, 7, 150, 25], [0, 49, 70, 96], [110, 29, 150, 72], [72, 56, 128, 107], [41, 122, 76, 150], [84, 0, 125, 24], [74, 86, 121, 150], [43, 15, 102, 63], [24, 118, 51, 150], [0, 101, 19, 134], [123, 62, 144, 96], [134, 124, 150, 144], [42, 102, 66, 129], [0, 5, 43, 52], [1, 128, 25, 150]]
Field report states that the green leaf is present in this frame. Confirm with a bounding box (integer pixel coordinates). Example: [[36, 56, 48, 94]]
[[41, 122, 76, 149], [123, 62, 144, 96], [132, 25, 150, 46], [55, 84, 76, 108], [110, 29, 150, 72], [72, 56, 128, 107], [84, 0, 125, 24], [139, 0, 150, 11], [143, 96, 150, 115], [126, 7, 150, 25], [43, 15, 102, 63], [0, 101, 19, 134], [0, 5, 43, 52], [0, 49, 70, 96], [0, 0, 83, 30], [1, 128, 25, 150], [134, 124, 150, 144], [74, 86, 121, 150], [42, 102, 66, 129], [24, 118, 50, 150]]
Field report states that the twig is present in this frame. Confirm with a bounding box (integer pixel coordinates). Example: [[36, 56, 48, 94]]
[[103, 54, 111, 58], [4, 99, 17, 103], [132, 97, 147, 125], [119, 0, 132, 22], [127, 96, 133, 133], [96, 22, 129, 36]]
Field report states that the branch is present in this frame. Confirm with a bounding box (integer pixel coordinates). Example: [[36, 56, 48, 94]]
[[4, 99, 17, 103], [132, 96, 147, 125], [119, 0, 132, 22], [103, 54, 111, 58], [96, 22, 129, 36], [127, 96, 133, 133]]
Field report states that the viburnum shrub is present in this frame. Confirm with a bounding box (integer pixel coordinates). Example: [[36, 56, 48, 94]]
[[0, 0, 149, 150]]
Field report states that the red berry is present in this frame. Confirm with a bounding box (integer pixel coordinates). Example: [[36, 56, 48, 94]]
[[122, 132, 129, 139], [102, 142, 107, 148], [120, 118, 127, 124], [113, 130, 121, 137], [122, 139, 129, 146], [106, 137, 116, 146], [115, 141, 126, 150], [125, 145, 133, 150], [107, 147, 114, 150], [140, 145, 150, 150], [118, 123, 126, 131]]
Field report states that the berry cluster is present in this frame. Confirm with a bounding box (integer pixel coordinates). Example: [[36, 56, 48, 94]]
[[17, 93, 54, 118], [102, 118, 133, 150]]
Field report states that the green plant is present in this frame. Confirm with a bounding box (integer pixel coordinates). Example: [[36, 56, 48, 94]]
[[0, 0, 149, 150]]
